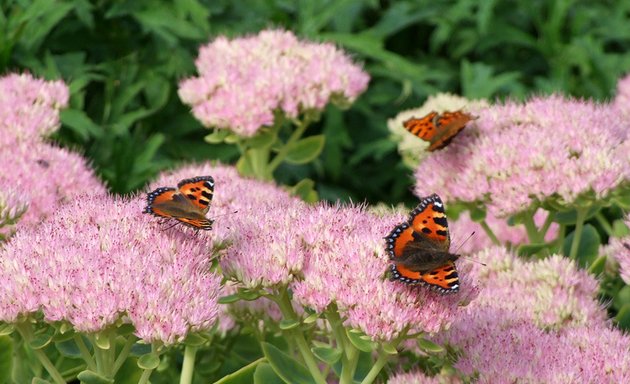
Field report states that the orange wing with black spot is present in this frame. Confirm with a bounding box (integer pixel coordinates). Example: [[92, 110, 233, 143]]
[[143, 176, 214, 230], [403, 110, 476, 152], [385, 194, 460, 294]]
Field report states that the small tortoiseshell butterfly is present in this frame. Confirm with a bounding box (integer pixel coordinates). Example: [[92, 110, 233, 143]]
[[143, 176, 214, 230], [385, 194, 460, 294], [403, 110, 476, 151]]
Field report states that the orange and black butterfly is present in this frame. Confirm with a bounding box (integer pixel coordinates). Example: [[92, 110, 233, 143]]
[[385, 194, 460, 294], [403, 110, 476, 151], [143, 176, 214, 230]]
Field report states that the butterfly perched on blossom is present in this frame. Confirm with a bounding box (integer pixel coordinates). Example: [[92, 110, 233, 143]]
[[385, 194, 460, 294], [143, 176, 214, 230], [403, 110, 476, 151]]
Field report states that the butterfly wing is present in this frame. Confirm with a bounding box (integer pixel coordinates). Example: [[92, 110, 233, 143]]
[[144, 186, 213, 230], [385, 194, 460, 293], [402, 111, 439, 141], [427, 111, 476, 151], [177, 176, 214, 214]]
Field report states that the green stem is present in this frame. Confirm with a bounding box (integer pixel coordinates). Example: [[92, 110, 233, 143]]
[[275, 288, 326, 384], [569, 208, 587, 260], [213, 357, 265, 384], [179, 346, 198, 384], [359, 350, 388, 384], [15, 324, 65, 384], [267, 118, 310, 173], [595, 211, 614, 237], [479, 219, 500, 245], [522, 213, 542, 244], [539, 210, 555, 240], [113, 336, 136, 375], [339, 345, 359, 384], [73, 334, 97, 371], [90, 335, 105, 374], [138, 368, 153, 384]]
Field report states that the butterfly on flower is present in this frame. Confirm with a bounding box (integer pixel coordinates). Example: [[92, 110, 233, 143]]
[[403, 110, 477, 151], [385, 194, 460, 294], [143, 176, 215, 230]]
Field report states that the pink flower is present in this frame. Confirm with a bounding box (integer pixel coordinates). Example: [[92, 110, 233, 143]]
[[0, 188, 28, 238], [614, 73, 630, 119], [150, 163, 307, 288], [0, 142, 107, 230], [429, 247, 627, 382], [292, 204, 478, 341], [0, 73, 68, 146], [0, 195, 221, 344], [179, 29, 370, 136], [387, 371, 446, 384], [415, 96, 628, 217]]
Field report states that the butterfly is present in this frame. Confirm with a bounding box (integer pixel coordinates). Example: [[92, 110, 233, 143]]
[[143, 176, 214, 230], [403, 110, 476, 151], [385, 193, 460, 294]]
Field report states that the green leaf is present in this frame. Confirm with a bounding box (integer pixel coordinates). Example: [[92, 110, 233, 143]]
[[588, 255, 607, 275], [290, 179, 318, 203], [137, 352, 160, 370], [260, 342, 315, 384], [285, 135, 325, 165], [303, 313, 319, 324], [237, 289, 263, 301], [254, 362, 285, 384], [612, 219, 630, 238], [345, 329, 375, 353], [0, 336, 12, 383], [247, 129, 277, 148], [236, 156, 254, 177], [32, 378, 52, 384], [516, 243, 549, 257], [76, 370, 114, 384], [382, 343, 398, 355], [468, 205, 487, 222], [311, 346, 342, 364], [0, 323, 14, 336], [205, 130, 231, 144], [55, 339, 81, 358], [279, 319, 300, 330], [184, 333, 206, 347], [60, 109, 103, 141], [29, 328, 54, 350], [94, 332, 110, 349], [562, 224, 601, 267], [616, 304, 630, 330], [218, 294, 241, 304], [553, 206, 600, 225], [418, 338, 445, 353]]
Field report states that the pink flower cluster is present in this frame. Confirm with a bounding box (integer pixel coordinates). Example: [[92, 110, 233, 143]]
[[415, 96, 628, 217], [179, 29, 370, 136], [0, 73, 106, 232], [614, 73, 630, 119], [0, 73, 68, 146], [153, 163, 477, 341], [0, 195, 221, 344], [428, 247, 629, 382], [607, 215, 630, 285]]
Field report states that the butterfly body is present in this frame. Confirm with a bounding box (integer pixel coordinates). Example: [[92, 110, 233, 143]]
[[143, 176, 214, 230], [403, 110, 476, 151], [385, 194, 460, 293]]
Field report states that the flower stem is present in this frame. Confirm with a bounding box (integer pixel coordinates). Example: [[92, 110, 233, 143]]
[[213, 358, 265, 384], [113, 336, 135, 375], [267, 118, 310, 173], [15, 323, 65, 384], [179, 346, 198, 384], [74, 334, 97, 372], [275, 288, 326, 384], [359, 350, 388, 384], [539, 210, 555, 240], [479, 219, 500, 245], [594, 211, 614, 237], [522, 212, 542, 244], [569, 208, 587, 260]]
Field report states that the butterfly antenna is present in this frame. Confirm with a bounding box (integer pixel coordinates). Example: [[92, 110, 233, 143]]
[[454, 231, 487, 267], [212, 210, 239, 220]]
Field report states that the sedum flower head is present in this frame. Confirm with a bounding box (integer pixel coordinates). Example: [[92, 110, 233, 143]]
[[388, 93, 488, 168], [606, 215, 630, 285], [0, 142, 106, 230], [0, 195, 221, 344], [292, 204, 478, 341], [179, 29, 370, 136], [614, 73, 630, 119], [0, 73, 68, 146], [415, 95, 628, 217]]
